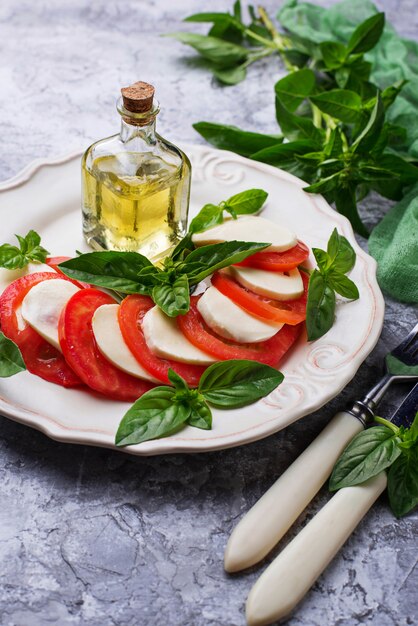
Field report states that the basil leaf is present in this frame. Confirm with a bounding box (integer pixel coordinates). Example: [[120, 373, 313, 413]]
[[184, 12, 243, 30], [385, 354, 418, 377], [193, 122, 282, 158], [188, 204, 223, 235], [251, 139, 319, 165], [58, 251, 156, 294], [168, 33, 247, 67], [387, 448, 418, 517], [306, 270, 336, 341], [352, 93, 384, 155], [152, 274, 190, 317], [0, 332, 26, 377], [329, 426, 401, 491], [275, 96, 324, 144], [213, 64, 246, 85], [0, 230, 49, 269], [170, 233, 194, 263], [181, 241, 269, 284], [188, 397, 212, 430], [198, 359, 283, 408], [320, 41, 347, 69], [303, 171, 341, 195], [327, 270, 359, 300], [346, 13, 385, 55], [167, 368, 189, 392], [0, 244, 25, 269], [224, 188, 268, 215], [310, 90, 363, 124], [115, 387, 191, 446], [274, 69, 316, 112], [312, 248, 330, 272], [327, 228, 356, 273]]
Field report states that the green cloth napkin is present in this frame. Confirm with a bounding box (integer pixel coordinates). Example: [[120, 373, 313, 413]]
[[368, 184, 418, 303], [279, 0, 418, 303]]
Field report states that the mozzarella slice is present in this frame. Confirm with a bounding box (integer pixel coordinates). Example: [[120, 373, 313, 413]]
[[191, 216, 297, 252], [0, 263, 55, 294], [92, 304, 159, 382], [142, 306, 217, 365], [21, 279, 79, 350], [230, 266, 304, 301], [198, 286, 282, 343]]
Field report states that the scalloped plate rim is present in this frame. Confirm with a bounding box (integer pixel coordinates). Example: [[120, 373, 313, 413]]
[[0, 144, 384, 455]]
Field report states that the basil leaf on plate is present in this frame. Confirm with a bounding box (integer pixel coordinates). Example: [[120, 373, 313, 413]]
[[192, 122, 282, 157], [0, 332, 26, 377], [181, 241, 269, 284], [198, 359, 283, 408], [327, 270, 359, 300], [0, 230, 49, 270], [59, 251, 156, 294], [387, 448, 418, 517], [152, 274, 190, 317], [188, 204, 224, 235], [115, 387, 191, 446], [223, 188, 268, 216], [305, 270, 336, 342], [327, 228, 356, 273], [188, 397, 213, 429], [329, 426, 402, 491]]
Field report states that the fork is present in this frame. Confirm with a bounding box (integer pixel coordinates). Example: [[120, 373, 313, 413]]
[[225, 322, 418, 573]]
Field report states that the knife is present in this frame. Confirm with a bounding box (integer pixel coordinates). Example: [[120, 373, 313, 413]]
[[245, 383, 418, 626], [224, 323, 418, 573]]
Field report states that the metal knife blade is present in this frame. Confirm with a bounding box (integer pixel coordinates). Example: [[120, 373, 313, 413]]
[[391, 382, 418, 427]]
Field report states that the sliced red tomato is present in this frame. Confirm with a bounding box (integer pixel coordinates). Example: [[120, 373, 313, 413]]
[[46, 256, 89, 289], [235, 241, 310, 272], [177, 295, 302, 366], [211, 270, 309, 326], [58, 288, 155, 402], [0, 272, 82, 387], [118, 295, 207, 386]]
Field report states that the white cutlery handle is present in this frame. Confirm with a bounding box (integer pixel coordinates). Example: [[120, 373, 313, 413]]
[[224, 411, 363, 572], [246, 472, 387, 626]]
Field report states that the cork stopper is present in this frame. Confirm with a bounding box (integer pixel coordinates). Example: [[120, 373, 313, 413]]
[[121, 81, 155, 113]]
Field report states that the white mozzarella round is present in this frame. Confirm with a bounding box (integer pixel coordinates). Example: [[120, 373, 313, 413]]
[[230, 266, 304, 300], [191, 216, 297, 252], [0, 262, 55, 294], [21, 279, 79, 350], [197, 286, 282, 343], [142, 306, 217, 365], [92, 304, 159, 382]]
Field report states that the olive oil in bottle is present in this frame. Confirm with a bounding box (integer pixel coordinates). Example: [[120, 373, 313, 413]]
[[81, 82, 191, 260]]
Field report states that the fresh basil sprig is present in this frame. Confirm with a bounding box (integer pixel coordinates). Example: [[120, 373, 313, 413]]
[[59, 240, 268, 318], [306, 228, 359, 341], [0, 230, 49, 269], [175, 3, 418, 236], [188, 188, 268, 234], [115, 360, 283, 446], [0, 332, 26, 377], [330, 413, 418, 518]]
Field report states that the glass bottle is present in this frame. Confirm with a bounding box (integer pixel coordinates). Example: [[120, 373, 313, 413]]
[[81, 81, 191, 261]]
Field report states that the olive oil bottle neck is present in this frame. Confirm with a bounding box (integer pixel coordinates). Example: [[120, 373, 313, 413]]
[[120, 118, 157, 145]]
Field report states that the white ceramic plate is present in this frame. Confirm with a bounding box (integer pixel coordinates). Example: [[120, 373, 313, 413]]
[[0, 144, 384, 455]]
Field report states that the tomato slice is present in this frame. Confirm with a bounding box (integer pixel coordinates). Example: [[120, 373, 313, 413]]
[[118, 295, 207, 386], [211, 270, 309, 326], [236, 241, 310, 271], [58, 288, 155, 402], [177, 295, 302, 366], [0, 272, 82, 387], [46, 256, 89, 289]]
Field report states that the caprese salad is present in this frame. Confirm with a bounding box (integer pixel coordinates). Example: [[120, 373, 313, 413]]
[[0, 188, 359, 446]]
